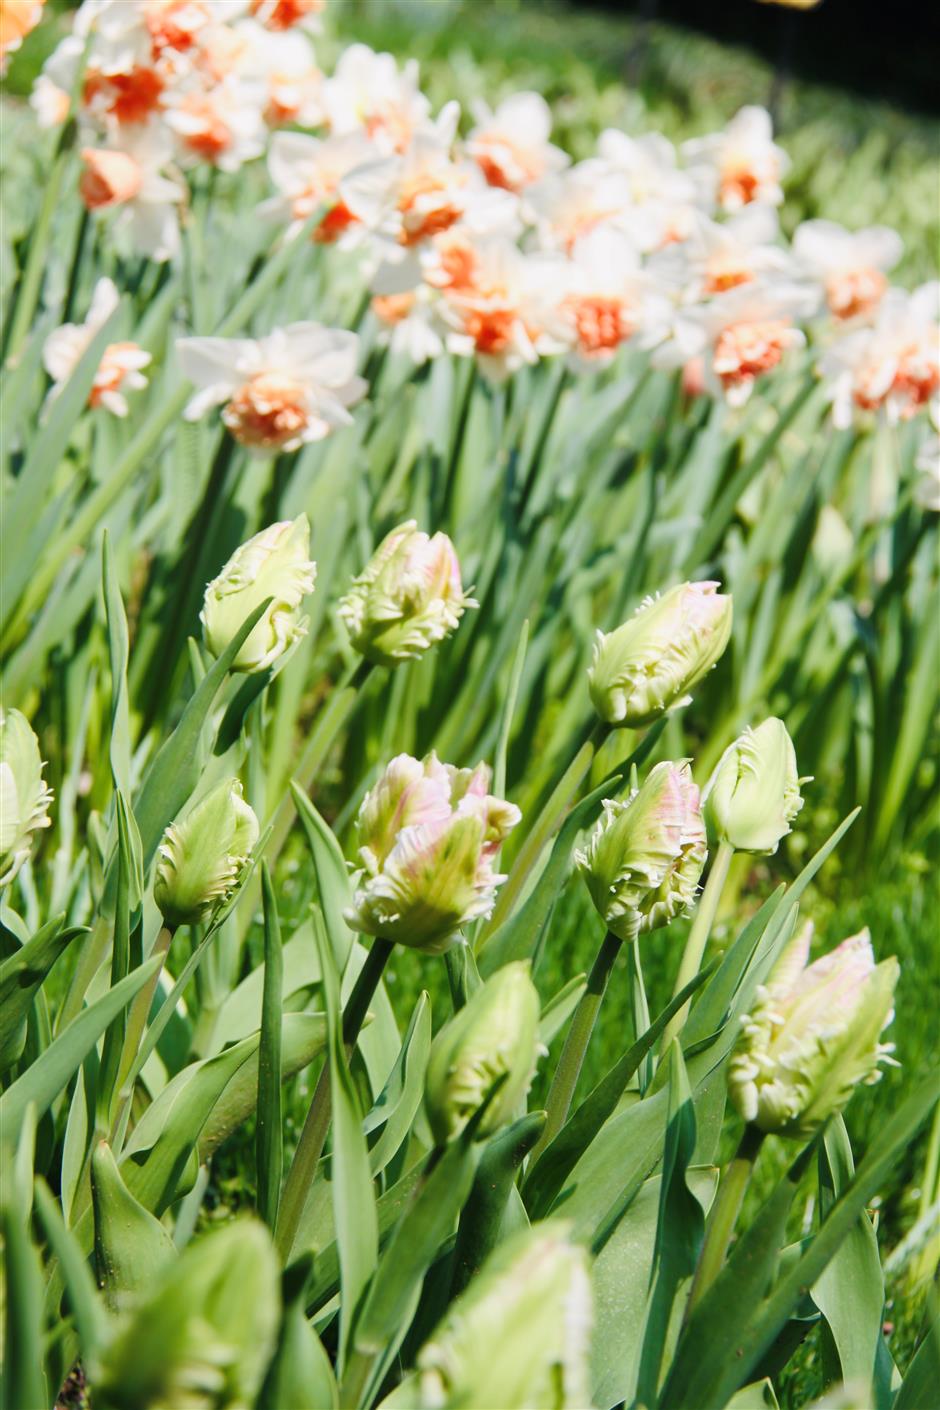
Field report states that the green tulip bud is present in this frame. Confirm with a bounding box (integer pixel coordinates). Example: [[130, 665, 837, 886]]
[[729, 925, 899, 1138], [576, 760, 707, 942], [704, 717, 809, 854], [338, 520, 476, 667], [154, 779, 259, 927], [415, 1224, 593, 1410], [201, 515, 316, 673], [425, 961, 541, 1145], [0, 708, 54, 886], [588, 581, 732, 726], [94, 1218, 280, 1410], [345, 752, 520, 954]]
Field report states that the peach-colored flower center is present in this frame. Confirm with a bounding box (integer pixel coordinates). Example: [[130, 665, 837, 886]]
[[826, 267, 887, 321], [364, 104, 416, 155], [473, 136, 543, 193], [84, 66, 165, 124], [89, 342, 141, 407], [713, 320, 790, 388], [250, 0, 322, 31], [853, 344, 940, 417], [457, 303, 517, 356], [372, 292, 416, 326], [223, 373, 312, 450], [719, 163, 763, 208], [177, 95, 231, 160], [313, 199, 358, 244], [79, 149, 142, 209], [426, 235, 478, 293], [703, 262, 754, 296], [144, 0, 210, 56], [564, 295, 631, 355], [398, 173, 463, 246]]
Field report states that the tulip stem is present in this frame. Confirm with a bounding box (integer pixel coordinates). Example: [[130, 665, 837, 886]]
[[530, 929, 623, 1166], [275, 937, 393, 1264], [686, 1124, 764, 1317], [660, 840, 734, 1054]]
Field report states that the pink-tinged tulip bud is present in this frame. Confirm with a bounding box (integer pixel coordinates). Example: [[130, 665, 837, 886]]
[[704, 717, 809, 855], [729, 925, 899, 1138], [201, 516, 316, 673], [588, 581, 732, 727], [338, 521, 476, 666], [345, 752, 521, 954], [79, 148, 143, 209], [576, 760, 707, 942], [0, 708, 53, 887]]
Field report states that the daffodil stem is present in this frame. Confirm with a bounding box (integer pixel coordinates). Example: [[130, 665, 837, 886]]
[[275, 938, 393, 1264], [660, 840, 734, 1054], [530, 929, 623, 1167], [687, 1124, 764, 1317]]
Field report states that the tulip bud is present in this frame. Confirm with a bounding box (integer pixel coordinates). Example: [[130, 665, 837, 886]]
[[345, 752, 521, 955], [154, 779, 259, 927], [415, 1225, 593, 1410], [704, 717, 808, 855], [576, 760, 707, 942], [201, 516, 316, 673], [425, 961, 540, 1144], [337, 521, 476, 666], [93, 1219, 280, 1410], [0, 708, 54, 886], [588, 581, 732, 727], [729, 925, 899, 1138]]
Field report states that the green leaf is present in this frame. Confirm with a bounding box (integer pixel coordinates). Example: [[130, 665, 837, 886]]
[[723, 1379, 780, 1410], [256, 862, 284, 1231], [0, 957, 161, 1132], [893, 1314, 940, 1410], [34, 1176, 109, 1360], [1, 1109, 46, 1410], [102, 530, 132, 797], [0, 914, 87, 1072], [450, 1112, 546, 1299], [312, 912, 378, 1369], [291, 783, 356, 975], [259, 1254, 339, 1410], [91, 1140, 175, 1312], [634, 1042, 704, 1407], [365, 992, 431, 1178], [538, 973, 588, 1047], [133, 595, 273, 864], [525, 961, 716, 1219], [812, 1115, 885, 1391]]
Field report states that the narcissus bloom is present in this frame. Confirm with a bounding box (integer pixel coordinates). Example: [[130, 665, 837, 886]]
[[683, 106, 790, 212], [425, 961, 541, 1144], [338, 521, 475, 666], [0, 0, 43, 73], [154, 778, 259, 927], [201, 515, 316, 673], [729, 926, 899, 1137], [43, 278, 151, 418], [345, 752, 521, 954], [819, 282, 939, 429], [589, 581, 732, 727], [415, 1225, 593, 1410], [466, 91, 568, 193], [704, 717, 808, 855], [79, 123, 185, 262], [0, 708, 54, 887], [259, 129, 377, 241], [177, 323, 367, 451], [793, 219, 902, 321], [577, 760, 707, 942]]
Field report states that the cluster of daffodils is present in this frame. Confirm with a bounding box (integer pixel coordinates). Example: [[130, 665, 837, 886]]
[[31, 5, 938, 451]]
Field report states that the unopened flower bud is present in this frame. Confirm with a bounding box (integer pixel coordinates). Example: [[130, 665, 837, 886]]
[[338, 521, 476, 666], [416, 1225, 593, 1410], [729, 925, 899, 1138], [154, 779, 259, 927], [588, 581, 732, 726], [704, 717, 809, 855], [201, 516, 316, 673], [425, 961, 541, 1145], [576, 760, 707, 942], [0, 708, 54, 886], [345, 752, 520, 955], [93, 1219, 280, 1410]]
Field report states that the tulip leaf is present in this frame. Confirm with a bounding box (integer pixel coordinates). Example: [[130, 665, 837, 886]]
[[256, 862, 284, 1231], [450, 1111, 546, 1298], [538, 972, 588, 1047], [893, 1316, 940, 1410], [291, 782, 356, 976], [0, 914, 87, 1072], [102, 530, 132, 798], [91, 1140, 176, 1310], [0, 957, 161, 1132], [259, 1254, 339, 1410], [0, 1112, 46, 1410], [525, 960, 716, 1219], [812, 1115, 885, 1391], [365, 991, 431, 1178]]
